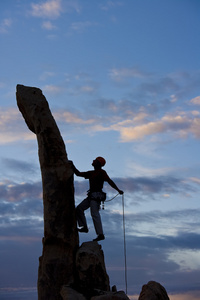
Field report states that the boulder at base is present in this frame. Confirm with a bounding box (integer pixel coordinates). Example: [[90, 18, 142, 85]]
[[138, 281, 170, 300], [75, 241, 110, 296]]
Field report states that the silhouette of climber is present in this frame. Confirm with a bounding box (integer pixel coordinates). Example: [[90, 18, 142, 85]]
[[71, 157, 124, 241]]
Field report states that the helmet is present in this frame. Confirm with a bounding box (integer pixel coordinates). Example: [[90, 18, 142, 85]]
[[96, 156, 106, 167]]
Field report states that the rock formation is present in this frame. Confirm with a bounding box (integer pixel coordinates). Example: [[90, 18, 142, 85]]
[[16, 85, 79, 299], [16, 85, 129, 300], [138, 281, 170, 300], [75, 242, 110, 297], [16, 85, 170, 300]]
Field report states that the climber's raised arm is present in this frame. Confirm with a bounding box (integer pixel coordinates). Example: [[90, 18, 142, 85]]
[[106, 177, 124, 194], [69, 161, 86, 177]]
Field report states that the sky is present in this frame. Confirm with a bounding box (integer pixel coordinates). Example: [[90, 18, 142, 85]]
[[0, 0, 200, 299]]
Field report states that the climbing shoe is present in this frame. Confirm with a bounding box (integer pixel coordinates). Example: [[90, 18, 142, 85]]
[[78, 226, 89, 233], [93, 234, 105, 241]]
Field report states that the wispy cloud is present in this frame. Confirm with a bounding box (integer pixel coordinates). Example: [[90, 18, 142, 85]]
[[109, 67, 151, 81], [70, 21, 91, 32], [0, 108, 34, 144], [69, 21, 98, 34], [100, 1, 123, 11], [54, 110, 95, 125], [30, 0, 63, 19], [100, 111, 200, 142], [39, 71, 55, 81], [0, 18, 12, 34], [0, 180, 42, 202], [189, 95, 200, 105], [42, 20, 57, 30], [68, 83, 99, 95], [73, 175, 193, 198], [30, 0, 80, 19], [169, 291, 200, 300], [1, 158, 37, 175], [2, 104, 200, 146], [42, 84, 63, 94], [189, 177, 200, 185], [51, 105, 200, 142]]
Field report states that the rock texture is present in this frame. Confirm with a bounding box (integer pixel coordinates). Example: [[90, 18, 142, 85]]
[[91, 291, 130, 300], [16, 85, 79, 299], [138, 281, 170, 300], [75, 242, 110, 297], [61, 286, 87, 300]]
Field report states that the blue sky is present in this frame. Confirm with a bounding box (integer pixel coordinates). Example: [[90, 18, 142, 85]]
[[0, 0, 200, 299]]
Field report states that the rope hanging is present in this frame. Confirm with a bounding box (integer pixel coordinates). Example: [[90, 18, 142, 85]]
[[122, 193, 128, 294], [102, 193, 128, 294]]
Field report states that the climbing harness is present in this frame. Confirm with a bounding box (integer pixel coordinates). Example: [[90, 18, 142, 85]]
[[101, 193, 119, 209], [102, 193, 128, 294]]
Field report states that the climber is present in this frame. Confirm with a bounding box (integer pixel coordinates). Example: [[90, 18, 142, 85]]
[[70, 157, 124, 242]]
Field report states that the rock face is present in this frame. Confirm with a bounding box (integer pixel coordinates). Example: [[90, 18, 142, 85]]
[[76, 242, 110, 297], [61, 286, 87, 300], [91, 291, 130, 300], [16, 85, 79, 299], [138, 281, 170, 300]]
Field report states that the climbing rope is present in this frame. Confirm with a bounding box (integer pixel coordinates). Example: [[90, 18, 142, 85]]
[[102, 193, 128, 294], [122, 193, 128, 295]]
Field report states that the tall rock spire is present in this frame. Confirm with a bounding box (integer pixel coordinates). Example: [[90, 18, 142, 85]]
[[16, 84, 79, 300]]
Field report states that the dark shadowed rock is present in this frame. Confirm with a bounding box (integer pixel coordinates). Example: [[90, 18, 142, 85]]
[[61, 286, 87, 300], [91, 291, 129, 300], [138, 281, 170, 300], [16, 85, 79, 300], [75, 241, 110, 296]]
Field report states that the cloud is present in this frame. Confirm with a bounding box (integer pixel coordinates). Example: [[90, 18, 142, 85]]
[[42, 84, 63, 94], [62, 0, 81, 14], [42, 20, 57, 30], [70, 21, 97, 33], [2, 104, 199, 147], [190, 96, 200, 105], [169, 291, 200, 300], [39, 71, 55, 81], [189, 177, 200, 185], [30, 0, 63, 19], [67, 82, 99, 95], [30, 0, 80, 19], [0, 18, 12, 34], [73, 175, 193, 199], [105, 111, 200, 142], [0, 180, 42, 203], [100, 1, 124, 11], [79, 85, 97, 93], [98, 221, 200, 295], [54, 110, 95, 125], [0, 107, 35, 144], [0, 173, 192, 207], [127, 162, 176, 177], [0, 82, 6, 88], [107, 206, 200, 237], [137, 76, 179, 96], [1, 158, 37, 175], [109, 67, 151, 81]]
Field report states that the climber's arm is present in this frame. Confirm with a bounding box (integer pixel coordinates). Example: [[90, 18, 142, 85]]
[[106, 177, 124, 194], [69, 161, 86, 177]]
